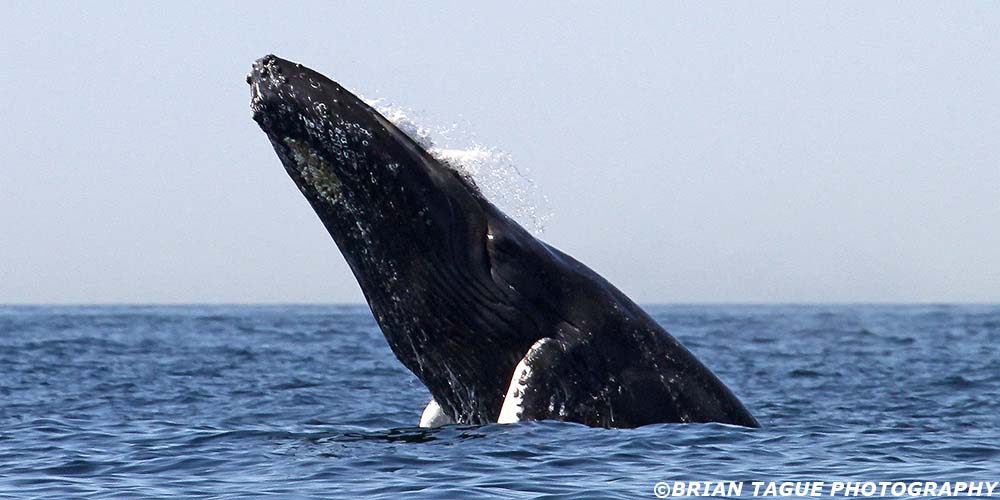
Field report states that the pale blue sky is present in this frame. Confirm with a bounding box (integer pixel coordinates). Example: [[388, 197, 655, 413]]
[[2, 2, 998, 303]]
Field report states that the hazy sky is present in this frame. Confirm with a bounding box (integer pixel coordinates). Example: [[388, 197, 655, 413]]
[[2, 2, 998, 304]]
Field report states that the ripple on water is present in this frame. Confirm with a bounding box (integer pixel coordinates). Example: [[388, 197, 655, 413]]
[[0, 305, 997, 498]]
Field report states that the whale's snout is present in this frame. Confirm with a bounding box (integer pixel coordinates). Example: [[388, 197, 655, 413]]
[[247, 55, 288, 123], [248, 54, 287, 83], [246, 54, 355, 132]]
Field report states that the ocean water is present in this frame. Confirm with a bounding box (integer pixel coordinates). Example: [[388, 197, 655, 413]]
[[1, 304, 997, 499]]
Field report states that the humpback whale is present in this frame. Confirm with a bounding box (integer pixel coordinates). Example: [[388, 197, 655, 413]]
[[248, 55, 758, 428]]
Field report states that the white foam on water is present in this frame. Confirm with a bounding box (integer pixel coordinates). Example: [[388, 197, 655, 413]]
[[362, 97, 552, 235]]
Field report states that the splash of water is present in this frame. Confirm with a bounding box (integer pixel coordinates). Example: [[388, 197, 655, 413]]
[[361, 97, 551, 235]]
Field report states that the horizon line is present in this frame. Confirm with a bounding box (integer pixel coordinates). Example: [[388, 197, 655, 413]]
[[2, 301, 998, 307]]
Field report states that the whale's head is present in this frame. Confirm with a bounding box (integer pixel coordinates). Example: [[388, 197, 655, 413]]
[[248, 55, 501, 277], [248, 55, 547, 421]]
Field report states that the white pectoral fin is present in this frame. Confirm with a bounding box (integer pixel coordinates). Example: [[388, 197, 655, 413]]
[[419, 398, 454, 428], [498, 338, 557, 424]]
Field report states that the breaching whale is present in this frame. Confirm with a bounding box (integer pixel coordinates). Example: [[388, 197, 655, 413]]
[[248, 55, 758, 428]]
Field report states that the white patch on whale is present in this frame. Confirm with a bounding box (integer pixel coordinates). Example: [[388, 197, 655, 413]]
[[498, 338, 554, 424], [419, 398, 454, 428]]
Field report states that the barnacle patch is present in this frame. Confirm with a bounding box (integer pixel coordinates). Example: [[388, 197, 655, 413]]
[[283, 137, 342, 205]]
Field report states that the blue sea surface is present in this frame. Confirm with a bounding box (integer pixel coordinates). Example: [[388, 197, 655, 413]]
[[1, 305, 997, 499]]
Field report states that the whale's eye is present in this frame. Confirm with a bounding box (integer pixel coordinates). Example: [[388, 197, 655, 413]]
[[486, 228, 522, 258]]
